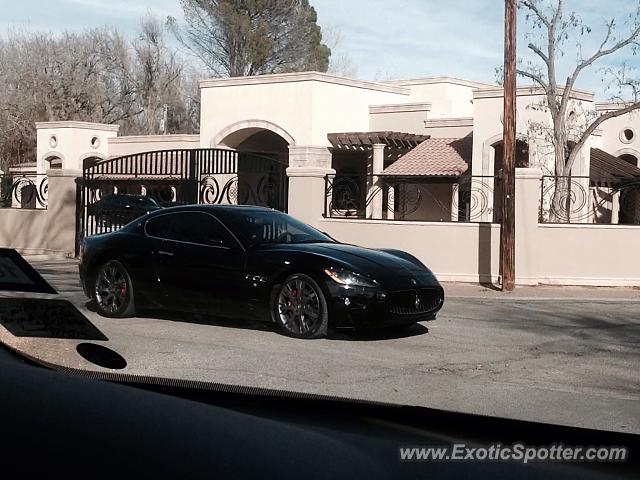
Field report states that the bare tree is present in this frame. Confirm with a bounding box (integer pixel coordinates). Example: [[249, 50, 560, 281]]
[[132, 14, 186, 134], [517, 0, 640, 176], [323, 25, 358, 78], [0, 21, 202, 169]]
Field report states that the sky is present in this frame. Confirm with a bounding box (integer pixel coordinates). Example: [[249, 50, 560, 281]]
[[1, 0, 639, 99]]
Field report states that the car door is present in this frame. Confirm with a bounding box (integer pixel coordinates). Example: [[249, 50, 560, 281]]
[[145, 211, 246, 317]]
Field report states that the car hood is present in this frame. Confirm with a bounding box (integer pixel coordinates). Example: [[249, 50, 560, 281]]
[[268, 242, 440, 290]]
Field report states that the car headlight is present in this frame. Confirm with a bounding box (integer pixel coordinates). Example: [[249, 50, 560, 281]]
[[323, 267, 379, 288]]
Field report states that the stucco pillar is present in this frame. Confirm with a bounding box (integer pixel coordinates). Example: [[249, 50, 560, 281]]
[[45, 169, 82, 257], [366, 144, 385, 219], [287, 145, 334, 227], [514, 167, 542, 285], [386, 185, 395, 220], [286, 167, 335, 228], [611, 191, 620, 224], [288, 146, 332, 169]]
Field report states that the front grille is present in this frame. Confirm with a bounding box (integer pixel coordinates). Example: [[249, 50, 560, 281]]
[[387, 288, 444, 315]]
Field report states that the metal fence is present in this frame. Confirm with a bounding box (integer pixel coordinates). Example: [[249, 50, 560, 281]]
[[324, 174, 500, 223], [539, 175, 640, 225], [0, 174, 48, 209], [77, 148, 289, 253]]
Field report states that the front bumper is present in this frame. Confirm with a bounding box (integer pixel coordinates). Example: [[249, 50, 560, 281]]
[[326, 282, 444, 329]]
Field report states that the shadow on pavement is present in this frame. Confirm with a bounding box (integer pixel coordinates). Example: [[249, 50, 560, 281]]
[[86, 300, 428, 341], [328, 323, 429, 341], [0, 298, 108, 341], [76, 342, 127, 369]]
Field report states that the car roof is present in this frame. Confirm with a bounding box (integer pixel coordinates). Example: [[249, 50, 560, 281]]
[[148, 204, 275, 215]]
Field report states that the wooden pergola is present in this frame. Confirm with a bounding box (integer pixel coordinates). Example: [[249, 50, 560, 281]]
[[327, 131, 430, 151]]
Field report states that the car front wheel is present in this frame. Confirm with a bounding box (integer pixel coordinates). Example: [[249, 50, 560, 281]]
[[273, 274, 328, 339], [92, 260, 136, 318]]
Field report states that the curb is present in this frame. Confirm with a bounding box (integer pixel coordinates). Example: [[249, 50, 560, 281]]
[[446, 295, 640, 303]]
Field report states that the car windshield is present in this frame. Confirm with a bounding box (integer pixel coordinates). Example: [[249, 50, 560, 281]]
[[218, 209, 334, 245]]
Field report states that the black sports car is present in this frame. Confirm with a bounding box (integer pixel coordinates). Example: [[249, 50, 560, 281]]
[[79, 205, 444, 339]]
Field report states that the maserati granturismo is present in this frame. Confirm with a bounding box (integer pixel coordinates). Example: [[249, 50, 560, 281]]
[[79, 205, 444, 339]]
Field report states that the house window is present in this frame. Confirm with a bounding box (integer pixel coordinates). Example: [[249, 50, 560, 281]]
[[620, 128, 635, 144], [48, 158, 63, 169]]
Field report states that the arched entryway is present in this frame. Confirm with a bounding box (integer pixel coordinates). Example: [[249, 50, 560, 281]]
[[214, 122, 292, 212]]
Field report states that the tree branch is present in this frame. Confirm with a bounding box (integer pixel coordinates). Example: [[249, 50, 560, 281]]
[[561, 19, 640, 115], [521, 0, 551, 28], [516, 68, 549, 92], [527, 42, 550, 67], [566, 102, 640, 172]]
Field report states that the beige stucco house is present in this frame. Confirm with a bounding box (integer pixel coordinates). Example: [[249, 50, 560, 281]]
[[3, 71, 640, 286], [29, 71, 640, 224]]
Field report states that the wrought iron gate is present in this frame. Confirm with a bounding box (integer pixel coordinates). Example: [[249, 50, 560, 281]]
[[76, 148, 288, 254]]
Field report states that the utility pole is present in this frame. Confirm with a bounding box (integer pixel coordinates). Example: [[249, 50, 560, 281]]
[[501, 0, 517, 291]]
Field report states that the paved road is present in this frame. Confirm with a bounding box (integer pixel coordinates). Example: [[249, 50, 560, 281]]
[[1, 259, 639, 434]]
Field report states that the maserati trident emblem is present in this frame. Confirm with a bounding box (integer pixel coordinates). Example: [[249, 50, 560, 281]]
[[414, 294, 421, 309]]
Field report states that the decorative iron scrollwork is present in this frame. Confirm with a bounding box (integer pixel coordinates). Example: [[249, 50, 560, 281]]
[[453, 178, 495, 221], [200, 174, 283, 208], [200, 176, 222, 204], [325, 174, 498, 222], [541, 176, 640, 224], [0, 175, 48, 209], [326, 175, 364, 216]]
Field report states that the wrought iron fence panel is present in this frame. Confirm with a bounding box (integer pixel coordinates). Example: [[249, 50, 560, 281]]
[[539, 176, 640, 225], [77, 148, 289, 255], [324, 174, 499, 223], [0, 175, 48, 209]]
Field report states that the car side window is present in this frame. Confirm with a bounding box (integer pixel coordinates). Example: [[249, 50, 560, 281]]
[[146, 212, 233, 247]]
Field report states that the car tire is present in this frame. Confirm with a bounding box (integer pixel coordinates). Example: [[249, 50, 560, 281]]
[[272, 273, 328, 339], [92, 260, 136, 318]]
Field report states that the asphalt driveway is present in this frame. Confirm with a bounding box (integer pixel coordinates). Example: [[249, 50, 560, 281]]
[[1, 258, 639, 434]]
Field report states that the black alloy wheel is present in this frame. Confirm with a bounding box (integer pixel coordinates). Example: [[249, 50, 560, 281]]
[[274, 274, 328, 339], [93, 260, 136, 318]]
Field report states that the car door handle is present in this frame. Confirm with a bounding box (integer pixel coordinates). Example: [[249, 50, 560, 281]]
[[158, 250, 174, 257]]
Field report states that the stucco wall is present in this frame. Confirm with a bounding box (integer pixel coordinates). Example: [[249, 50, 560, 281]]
[[289, 167, 639, 287], [36, 122, 118, 173], [533, 224, 640, 286], [319, 218, 501, 283], [423, 118, 473, 139], [0, 169, 79, 257], [108, 135, 200, 158], [0, 209, 50, 254], [200, 73, 409, 148], [384, 79, 484, 118], [471, 87, 595, 176], [597, 109, 640, 166], [369, 108, 430, 134]]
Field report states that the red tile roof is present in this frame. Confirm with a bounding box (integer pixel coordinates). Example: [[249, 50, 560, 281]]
[[380, 136, 471, 177]]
